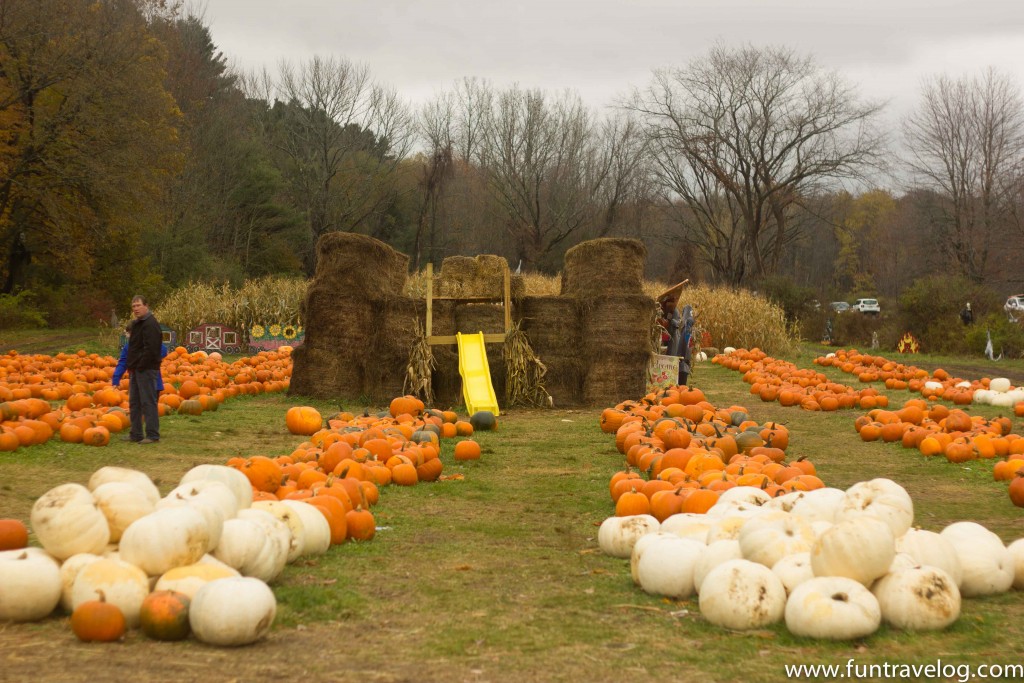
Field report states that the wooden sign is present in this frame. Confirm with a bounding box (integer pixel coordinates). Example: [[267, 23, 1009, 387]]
[[249, 323, 304, 353], [647, 354, 680, 392]]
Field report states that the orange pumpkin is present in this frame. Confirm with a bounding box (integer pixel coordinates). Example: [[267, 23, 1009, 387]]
[[0, 518, 29, 551], [285, 406, 323, 436], [453, 440, 482, 461], [71, 591, 126, 642]]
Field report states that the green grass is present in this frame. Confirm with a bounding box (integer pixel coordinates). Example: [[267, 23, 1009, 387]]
[[0, 342, 1023, 682]]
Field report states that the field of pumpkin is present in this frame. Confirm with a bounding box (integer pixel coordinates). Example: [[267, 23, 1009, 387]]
[[2, 337, 1024, 682]]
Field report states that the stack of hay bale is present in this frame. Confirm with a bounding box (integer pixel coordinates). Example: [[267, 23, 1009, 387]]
[[560, 238, 656, 406], [289, 233, 409, 400]]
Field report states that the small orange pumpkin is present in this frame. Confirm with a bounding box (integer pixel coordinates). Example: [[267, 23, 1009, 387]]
[[71, 591, 126, 642], [453, 440, 482, 461], [0, 518, 29, 551]]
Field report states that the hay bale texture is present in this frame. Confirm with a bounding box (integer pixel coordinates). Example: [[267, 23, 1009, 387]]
[[518, 296, 584, 406], [290, 233, 408, 399], [579, 294, 656, 406], [436, 254, 526, 299], [561, 238, 646, 297]]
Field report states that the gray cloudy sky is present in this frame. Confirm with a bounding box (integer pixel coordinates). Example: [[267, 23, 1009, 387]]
[[203, 0, 1024, 121]]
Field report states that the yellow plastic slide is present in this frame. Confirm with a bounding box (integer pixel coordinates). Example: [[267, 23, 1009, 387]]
[[456, 331, 500, 416]]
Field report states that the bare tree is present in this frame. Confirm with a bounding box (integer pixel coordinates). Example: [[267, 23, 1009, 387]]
[[475, 86, 604, 268], [903, 68, 1024, 282], [245, 56, 414, 274], [630, 44, 885, 283]]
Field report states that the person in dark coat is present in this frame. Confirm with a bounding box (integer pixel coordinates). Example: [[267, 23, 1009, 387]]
[[960, 303, 974, 326], [113, 326, 167, 391], [125, 295, 162, 444]]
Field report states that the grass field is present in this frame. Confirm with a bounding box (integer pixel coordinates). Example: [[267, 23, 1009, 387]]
[[1, 335, 1022, 682]]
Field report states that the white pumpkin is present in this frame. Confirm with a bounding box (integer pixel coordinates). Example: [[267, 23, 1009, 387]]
[[179, 465, 254, 511], [251, 501, 307, 562], [785, 576, 881, 640], [92, 481, 156, 543], [635, 536, 705, 598], [597, 514, 660, 559], [0, 549, 62, 622], [771, 552, 814, 595], [693, 539, 743, 592], [895, 528, 963, 587], [940, 526, 1014, 597], [811, 516, 895, 586], [837, 479, 914, 537], [234, 510, 291, 581], [972, 389, 993, 405], [71, 558, 150, 627], [781, 488, 846, 524], [1009, 538, 1024, 590], [698, 559, 787, 630], [282, 501, 331, 556], [714, 486, 772, 509], [155, 496, 225, 553], [119, 506, 211, 576], [886, 552, 919, 574], [955, 380, 971, 388], [30, 483, 110, 561], [990, 377, 1012, 393], [154, 562, 240, 599], [87, 466, 160, 506], [661, 515, 713, 543], [629, 531, 679, 584], [59, 553, 104, 612], [738, 511, 814, 568], [723, 346, 736, 354], [189, 577, 276, 646], [872, 565, 960, 631], [923, 380, 944, 391], [161, 480, 239, 522]]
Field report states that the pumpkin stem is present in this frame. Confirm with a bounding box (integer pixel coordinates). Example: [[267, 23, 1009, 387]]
[[96, 589, 107, 603]]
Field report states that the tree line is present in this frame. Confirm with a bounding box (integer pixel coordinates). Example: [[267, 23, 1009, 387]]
[[2, 1, 1022, 325]]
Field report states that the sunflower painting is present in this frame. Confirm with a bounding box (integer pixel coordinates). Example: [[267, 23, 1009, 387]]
[[249, 321, 305, 352]]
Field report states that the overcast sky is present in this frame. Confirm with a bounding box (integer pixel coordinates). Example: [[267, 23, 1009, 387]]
[[202, 0, 1024, 124]]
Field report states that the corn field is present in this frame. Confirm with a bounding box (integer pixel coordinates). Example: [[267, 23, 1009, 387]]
[[155, 276, 307, 341]]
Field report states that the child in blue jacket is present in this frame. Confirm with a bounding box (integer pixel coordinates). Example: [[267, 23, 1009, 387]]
[[113, 328, 168, 391]]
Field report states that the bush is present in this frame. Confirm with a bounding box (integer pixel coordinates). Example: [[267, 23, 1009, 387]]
[[898, 275, 1002, 353], [964, 314, 1024, 359], [0, 291, 47, 329]]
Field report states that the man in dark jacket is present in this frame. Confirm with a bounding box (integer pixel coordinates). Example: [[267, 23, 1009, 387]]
[[126, 295, 162, 444]]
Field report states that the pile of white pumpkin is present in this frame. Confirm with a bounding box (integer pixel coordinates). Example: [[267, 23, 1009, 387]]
[[0, 464, 333, 645], [599, 478, 1024, 639], [972, 377, 1024, 408]]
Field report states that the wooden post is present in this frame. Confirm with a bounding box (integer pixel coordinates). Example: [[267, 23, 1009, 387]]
[[503, 264, 511, 334], [426, 262, 433, 339]]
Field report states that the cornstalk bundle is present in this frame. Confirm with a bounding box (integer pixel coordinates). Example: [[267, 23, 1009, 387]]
[[404, 320, 435, 406], [504, 320, 552, 408]]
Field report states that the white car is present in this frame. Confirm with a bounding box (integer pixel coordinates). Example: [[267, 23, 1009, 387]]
[[852, 298, 880, 315], [1006, 294, 1024, 321]]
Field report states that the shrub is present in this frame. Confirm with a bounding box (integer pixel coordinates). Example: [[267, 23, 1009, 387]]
[[0, 291, 47, 329], [755, 275, 819, 322], [964, 314, 1024, 359], [898, 275, 1002, 353]]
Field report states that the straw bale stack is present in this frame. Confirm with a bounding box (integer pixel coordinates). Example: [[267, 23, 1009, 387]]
[[561, 238, 646, 297]]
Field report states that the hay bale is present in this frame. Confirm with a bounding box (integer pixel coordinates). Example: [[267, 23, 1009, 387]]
[[534, 351, 585, 407], [455, 303, 506, 335], [435, 254, 525, 299], [519, 296, 581, 351], [581, 294, 658, 356], [290, 233, 411, 399], [561, 238, 647, 297], [583, 351, 651, 406], [315, 232, 409, 300]]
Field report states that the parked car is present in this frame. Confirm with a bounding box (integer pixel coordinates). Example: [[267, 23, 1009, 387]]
[[830, 301, 851, 313], [1006, 294, 1024, 321], [852, 298, 881, 314]]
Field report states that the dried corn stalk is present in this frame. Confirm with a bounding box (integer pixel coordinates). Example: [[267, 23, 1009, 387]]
[[504, 320, 552, 408], [404, 319, 435, 406]]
